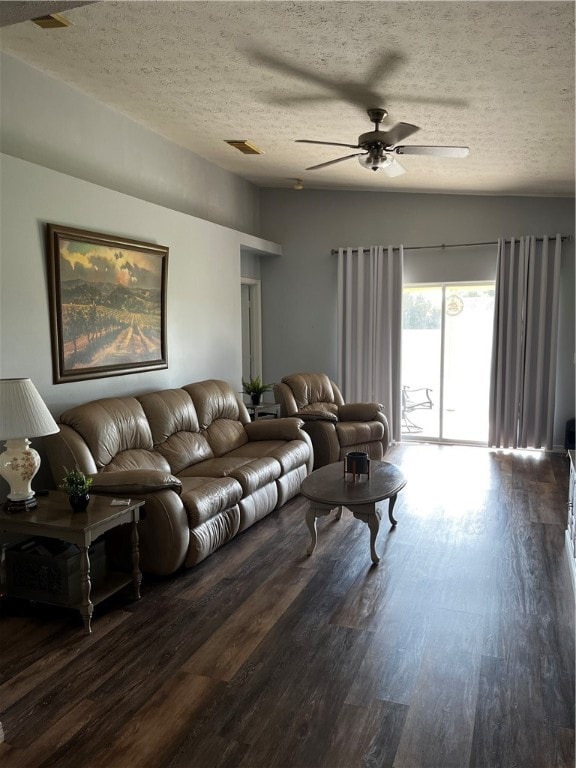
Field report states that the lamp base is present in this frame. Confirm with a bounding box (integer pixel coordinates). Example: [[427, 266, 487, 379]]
[[4, 496, 38, 514]]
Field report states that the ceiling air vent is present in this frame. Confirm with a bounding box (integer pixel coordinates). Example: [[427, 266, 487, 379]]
[[225, 140, 263, 155], [31, 14, 71, 29]]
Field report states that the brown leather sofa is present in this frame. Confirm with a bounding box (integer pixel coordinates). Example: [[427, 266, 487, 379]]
[[273, 373, 390, 469], [44, 379, 312, 576]]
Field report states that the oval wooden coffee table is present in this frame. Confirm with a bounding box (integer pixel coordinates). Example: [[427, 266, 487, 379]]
[[301, 460, 406, 564]]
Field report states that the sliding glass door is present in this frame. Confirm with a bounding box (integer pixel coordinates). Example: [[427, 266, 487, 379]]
[[402, 283, 495, 443]]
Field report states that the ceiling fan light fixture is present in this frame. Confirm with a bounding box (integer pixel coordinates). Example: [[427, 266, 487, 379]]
[[358, 152, 392, 172]]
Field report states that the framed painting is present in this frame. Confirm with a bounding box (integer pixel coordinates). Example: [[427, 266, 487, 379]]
[[46, 224, 169, 383]]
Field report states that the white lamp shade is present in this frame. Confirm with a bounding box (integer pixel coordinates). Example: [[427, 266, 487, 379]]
[[0, 378, 59, 439]]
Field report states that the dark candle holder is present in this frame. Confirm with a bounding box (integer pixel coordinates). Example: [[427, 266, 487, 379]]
[[344, 451, 370, 481]]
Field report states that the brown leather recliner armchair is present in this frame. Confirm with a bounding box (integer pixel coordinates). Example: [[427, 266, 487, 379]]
[[274, 373, 390, 469]]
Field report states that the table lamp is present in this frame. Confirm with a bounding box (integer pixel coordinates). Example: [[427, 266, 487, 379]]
[[0, 378, 59, 512]]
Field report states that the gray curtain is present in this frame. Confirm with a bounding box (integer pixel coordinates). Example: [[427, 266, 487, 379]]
[[337, 245, 404, 442], [489, 235, 562, 449]]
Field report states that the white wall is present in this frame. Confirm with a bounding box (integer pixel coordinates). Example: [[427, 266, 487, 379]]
[[259, 189, 575, 449], [0, 53, 260, 236]]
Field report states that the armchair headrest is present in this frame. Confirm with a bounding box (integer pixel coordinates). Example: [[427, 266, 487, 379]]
[[281, 373, 344, 408]]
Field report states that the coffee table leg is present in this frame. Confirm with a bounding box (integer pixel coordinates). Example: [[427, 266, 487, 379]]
[[335, 505, 343, 520], [306, 507, 318, 555], [79, 545, 93, 634], [388, 493, 399, 526], [367, 508, 382, 564]]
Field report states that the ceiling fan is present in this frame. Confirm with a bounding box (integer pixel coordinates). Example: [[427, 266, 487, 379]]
[[296, 108, 469, 176]]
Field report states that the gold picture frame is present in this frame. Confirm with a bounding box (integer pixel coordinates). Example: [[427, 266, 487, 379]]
[[46, 224, 168, 383]]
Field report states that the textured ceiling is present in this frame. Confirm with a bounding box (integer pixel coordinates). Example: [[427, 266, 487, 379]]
[[0, 1, 574, 196]]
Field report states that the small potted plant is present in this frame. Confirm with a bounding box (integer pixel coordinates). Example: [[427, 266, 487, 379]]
[[241, 376, 273, 406], [59, 466, 93, 512]]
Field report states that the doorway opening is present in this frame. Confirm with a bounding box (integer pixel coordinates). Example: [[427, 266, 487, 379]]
[[402, 282, 495, 443], [241, 278, 262, 384]]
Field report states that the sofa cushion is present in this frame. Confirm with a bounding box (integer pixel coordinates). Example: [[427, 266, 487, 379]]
[[103, 449, 171, 473], [179, 476, 243, 527], [58, 397, 162, 471], [206, 419, 248, 457], [227, 440, 310, 475], [138, 388, 200, 441], [138, 389, 213, 473], [181, 456, 280, 495], [183, 380, 249, 455]]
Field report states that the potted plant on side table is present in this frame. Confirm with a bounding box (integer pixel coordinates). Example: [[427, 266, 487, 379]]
[[241, 376, 274, 407], [59, 467, 93, 512]]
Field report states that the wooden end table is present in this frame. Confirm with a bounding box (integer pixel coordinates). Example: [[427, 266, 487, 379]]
[[0, 492, 143, 633], [246, 402, 281, 420], [301, 460, 406, 564]]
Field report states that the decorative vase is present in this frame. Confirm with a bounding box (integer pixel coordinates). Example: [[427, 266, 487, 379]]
[[344, 451, 370, 479], [251, 393, 262, 406], [69, 493, 90, 512]]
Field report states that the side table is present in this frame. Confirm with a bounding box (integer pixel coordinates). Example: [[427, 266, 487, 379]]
[[246, 402, 281, 420], [0, 492, 144, 633]]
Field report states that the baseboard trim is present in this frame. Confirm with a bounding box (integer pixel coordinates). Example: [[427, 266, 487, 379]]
[[565, 530, 576, 595]]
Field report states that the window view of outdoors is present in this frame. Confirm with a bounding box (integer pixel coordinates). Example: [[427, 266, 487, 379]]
[[402, 284, 495, 443]]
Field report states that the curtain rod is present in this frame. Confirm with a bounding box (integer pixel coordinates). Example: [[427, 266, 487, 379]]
[[330, 234, 572, 255]]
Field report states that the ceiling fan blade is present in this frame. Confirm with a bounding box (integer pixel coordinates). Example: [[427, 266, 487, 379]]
[[394, 145, 470, 157], [381, 122, 420, 145], [382, 157, 406, 177], [296, 139, 361, 149], [306, 153, 365, 171]]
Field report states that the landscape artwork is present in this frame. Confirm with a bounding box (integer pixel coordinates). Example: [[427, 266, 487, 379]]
[[47, 224, 168, 383]]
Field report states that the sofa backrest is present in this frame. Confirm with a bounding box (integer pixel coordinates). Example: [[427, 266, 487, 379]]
[[138, 388, 213, 474], [58, 396, 170, 472], [183, 380, 249, 457], [279, 373, 344, 414], [53, 380, 256, 477]]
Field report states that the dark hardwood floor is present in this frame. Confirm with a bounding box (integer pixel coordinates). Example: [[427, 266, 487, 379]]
[[0, 444, 574, 768]]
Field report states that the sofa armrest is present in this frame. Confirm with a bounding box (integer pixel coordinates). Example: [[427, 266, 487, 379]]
[[91, 469, 182, 496], [244, 416, 306, 441], [295, 410, 338, 423], [338, 403, 384, 421]]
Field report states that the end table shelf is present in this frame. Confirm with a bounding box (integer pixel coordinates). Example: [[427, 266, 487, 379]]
[[0, 492, 144, 634]]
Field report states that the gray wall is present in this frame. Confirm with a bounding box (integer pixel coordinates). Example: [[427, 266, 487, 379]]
[[0, 53, 260, 235], [259, 189, 575, 449], [0, 153, 277, 494]]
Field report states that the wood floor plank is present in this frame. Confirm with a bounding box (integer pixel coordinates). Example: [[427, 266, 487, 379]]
[[236, 623, 374, 768], [183, 562, 315, 681], [86, 673, 223, 768], [0, 699, 95, 768], [164, 731, 250, 768], [0, 609, 129, 711], [469, 653, 561, 768], [319, 699, 408, 768], [393, 608, 484, 768], [329, 538, 412, 630]]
